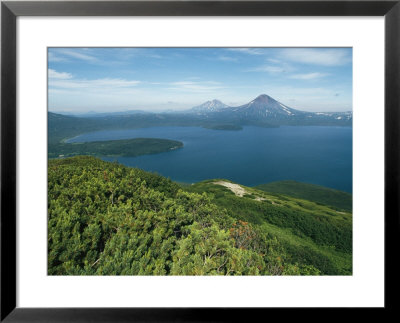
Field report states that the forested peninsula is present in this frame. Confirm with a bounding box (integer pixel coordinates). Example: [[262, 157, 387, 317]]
[[48, 138, 183, 159]]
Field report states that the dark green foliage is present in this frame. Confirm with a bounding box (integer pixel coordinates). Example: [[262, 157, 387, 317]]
[[186, 180, 352, 274], [187, 182, 352, 252], [255, 180, 352, 212], [282, 244, 350, 275], [48, 138, 183, 159], [49, 157, 317, 276], [48, 157, 351, 275]]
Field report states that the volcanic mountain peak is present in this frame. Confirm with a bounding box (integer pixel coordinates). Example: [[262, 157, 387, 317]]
[[191, 99, 229, 112], [231, 94, 303, 119], [243, 94, 285, 108], [209, 99, 227, 106], [252, 94, 276, 104]]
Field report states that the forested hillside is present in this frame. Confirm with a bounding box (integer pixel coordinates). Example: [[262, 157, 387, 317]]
[[48, 156, 352, 275], [255, 180, 352, 212], [186, 180, 352, 275]]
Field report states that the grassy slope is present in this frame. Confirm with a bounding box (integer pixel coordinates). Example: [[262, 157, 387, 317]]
[[255, 180, 352, 212], [48, 138, 183, 158], [184, 179, 352, 274]]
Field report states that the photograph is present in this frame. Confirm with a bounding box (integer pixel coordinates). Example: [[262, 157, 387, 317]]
[[2, 0, 397, 318], [47, 47, 353, 276]]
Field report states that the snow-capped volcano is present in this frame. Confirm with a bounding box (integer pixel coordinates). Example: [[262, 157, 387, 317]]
[[191, 99, 229, 113], [185, 94, 351, 126], [233, 94, 300, 118]]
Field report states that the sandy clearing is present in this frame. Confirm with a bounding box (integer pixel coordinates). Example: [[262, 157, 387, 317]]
[[213, 181, 277, 204], [213, 181, 246, 197], [212, 182, 348, 209], [254, 196, 266, 201]]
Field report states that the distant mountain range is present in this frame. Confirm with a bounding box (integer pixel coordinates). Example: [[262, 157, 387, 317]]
[[59, 94, 351, 125], [49, 94, 352, 144], [189, 94, 297, 115], [186, 94, 352, 126], [61, 94, 352, 126]]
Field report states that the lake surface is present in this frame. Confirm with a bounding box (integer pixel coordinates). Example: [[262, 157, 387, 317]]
[[67, 126, 352, 192]]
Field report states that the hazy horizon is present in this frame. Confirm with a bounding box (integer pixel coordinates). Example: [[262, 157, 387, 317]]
[[48, 47, 352, 114], [48, 93, 354, 116]]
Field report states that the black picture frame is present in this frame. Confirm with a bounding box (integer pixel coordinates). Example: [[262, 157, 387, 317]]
[[1, 0, 399, 321]]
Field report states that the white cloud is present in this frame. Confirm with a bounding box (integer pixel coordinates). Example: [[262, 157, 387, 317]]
[[267, 58, 281, 64], [48, 69, 73, 79], [54, 49, 98, 62], [148, 54, 163, 59], [50, 78, 141, 90], [280, 48, 351, 66], [227, 48, 264, 55], [167, 81, 225, 93], [48, 52, 66, 62], [217, 56, 238, 62], [48, 70, 141, 94], [289, 72, 328, 80], [247, 65, 287, 73]]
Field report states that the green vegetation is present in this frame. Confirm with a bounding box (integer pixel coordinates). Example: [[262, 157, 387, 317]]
[[48, 138, 183, 159], [185, 179, 352, 274], [48, 156, 351, 276], [202, 124, 243, 131], [255, 180, 352, 212]]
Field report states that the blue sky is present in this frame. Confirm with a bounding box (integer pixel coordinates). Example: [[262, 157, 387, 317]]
[[48, 47, 352, 113]]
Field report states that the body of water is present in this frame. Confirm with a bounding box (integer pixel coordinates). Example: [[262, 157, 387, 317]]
[[67, 126, 352, 192]]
